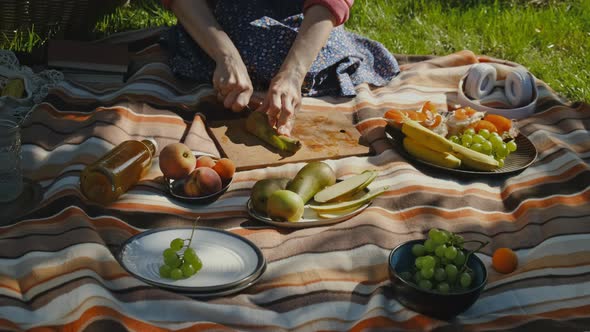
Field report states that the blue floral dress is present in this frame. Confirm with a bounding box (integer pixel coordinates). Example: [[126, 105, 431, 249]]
[[161, 0, 400, 97]]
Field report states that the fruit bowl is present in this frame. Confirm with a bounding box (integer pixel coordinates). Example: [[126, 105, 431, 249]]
[[388, 239, 487, 319], [165, 154, 233, 204]]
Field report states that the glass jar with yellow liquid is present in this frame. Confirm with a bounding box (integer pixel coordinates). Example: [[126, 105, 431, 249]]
[[80, 138, 157, 205]]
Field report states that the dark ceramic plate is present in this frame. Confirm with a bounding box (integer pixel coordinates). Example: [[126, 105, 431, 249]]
[[385, 124, 537, 176]]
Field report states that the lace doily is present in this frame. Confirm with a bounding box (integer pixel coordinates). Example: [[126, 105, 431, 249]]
[[0, 50, 64, 124]]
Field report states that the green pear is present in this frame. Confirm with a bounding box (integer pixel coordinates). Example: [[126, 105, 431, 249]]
[[267, 190, 305, 222], [287, 161, 336, 204], [251, 178, 291, 214]]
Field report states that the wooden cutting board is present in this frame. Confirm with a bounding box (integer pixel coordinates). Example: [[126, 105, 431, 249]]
[[206, 110, 371, 171]]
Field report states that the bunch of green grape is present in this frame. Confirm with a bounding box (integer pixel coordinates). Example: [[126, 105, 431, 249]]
[[399, 228, 479, 293], [448, 128, 517, 167], [159, 232, 203, 280]]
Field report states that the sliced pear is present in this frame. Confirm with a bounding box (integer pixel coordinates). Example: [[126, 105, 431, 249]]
[[342, 170, 378, 199], [317, 204, 365, 219], [309, 186, 389, 213], [313, 170, 377, 203]]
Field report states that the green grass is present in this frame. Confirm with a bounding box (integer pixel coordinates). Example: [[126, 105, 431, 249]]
[[1, 25, 44, 53], [2, 0, 588, 103], [346, 0, 590, 103], [94, 0, 176, 35]]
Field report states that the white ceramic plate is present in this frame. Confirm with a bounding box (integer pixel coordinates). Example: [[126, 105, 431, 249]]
[[247, 199, 370, 228], [183, 267, 265, 298], [117, 227, 266, 293]]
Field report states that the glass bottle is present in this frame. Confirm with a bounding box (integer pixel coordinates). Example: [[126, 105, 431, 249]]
[[80, 138, 157, 205]]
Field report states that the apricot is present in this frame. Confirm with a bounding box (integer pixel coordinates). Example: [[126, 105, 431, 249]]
[[183, 167, 222, 197], [159, 143, 196, 179], [212, 158, 235, 181], [484, 114, 512, 134], [196, 155, 217, 169], [471, 120, 498, 133]]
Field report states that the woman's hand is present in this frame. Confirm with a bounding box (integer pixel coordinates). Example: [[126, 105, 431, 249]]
[[256, 70, 303, 136], [257, 4, 335, 136], [170, 0, 253, 112], [213, 54, 254, 112]]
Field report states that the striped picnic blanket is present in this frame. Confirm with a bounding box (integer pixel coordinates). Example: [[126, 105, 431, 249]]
[[1, 48, 589, 331]]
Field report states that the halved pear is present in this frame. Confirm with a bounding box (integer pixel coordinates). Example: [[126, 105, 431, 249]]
[[313, 170, 377, 203], [309, 186, 389, 213]]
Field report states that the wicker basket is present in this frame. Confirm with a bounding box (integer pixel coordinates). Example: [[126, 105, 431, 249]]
[[0, 0, 125, 42]]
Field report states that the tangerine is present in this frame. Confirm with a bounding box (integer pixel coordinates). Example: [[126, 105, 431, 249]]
[[420, 101, 437, 114], [453, 107, 477, 120], [492, 247, 518, 274], [384, 109, 405, 124]]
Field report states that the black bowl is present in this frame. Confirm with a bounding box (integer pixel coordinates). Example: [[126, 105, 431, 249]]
[[165, 154, 232, 204], [166, 176, 232, 204], [388, 239, 488, 320]]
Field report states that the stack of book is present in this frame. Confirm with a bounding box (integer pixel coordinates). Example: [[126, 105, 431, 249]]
[[47, 39, 129, 84]]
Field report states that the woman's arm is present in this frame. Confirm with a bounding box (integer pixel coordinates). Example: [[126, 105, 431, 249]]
[[258, 5, 336, 136], [169, 0, 253, 112]]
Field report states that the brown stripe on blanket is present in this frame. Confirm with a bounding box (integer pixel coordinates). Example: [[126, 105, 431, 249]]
[[256, 263, 389, 289], [520, 118, 590, 139], [51, 99, 192, 117], [21, 117, 187, 157], [12, 195, 249, 231], [46, 84, 211, 114], [0, 227, 107, 258], [436, 316, 590, 332], [250, 288, 392, 313], [485, 269, 590, 296], [10, 277, 172, 311], [1, 259, 127, 294], [518, 104, 590, 129], [365, 204, 590, 252]]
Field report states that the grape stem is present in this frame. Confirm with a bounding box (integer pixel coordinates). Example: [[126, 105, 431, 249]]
[[459, 240, 489, 273], [186, 217, 200, 249]]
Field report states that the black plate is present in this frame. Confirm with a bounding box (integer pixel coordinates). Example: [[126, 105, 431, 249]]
[[385, 124, 537, 176]]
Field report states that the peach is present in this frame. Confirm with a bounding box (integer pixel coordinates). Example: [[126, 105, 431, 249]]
[[183, 167, 222, 197], [196, 155, 216, 169], [159, 143, 196, 179], [212, 158, 235, 182]]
